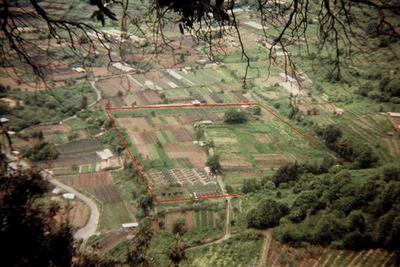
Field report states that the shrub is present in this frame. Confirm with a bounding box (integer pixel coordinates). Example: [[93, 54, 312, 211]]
[[272, 162, 300, 186], [206, 155, 222, 174], [246, 198, 289, 228], [383, 165, 400, 181], [223, 109, 247, 124]]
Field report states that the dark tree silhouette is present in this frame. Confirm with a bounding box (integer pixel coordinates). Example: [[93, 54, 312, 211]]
[[1, 0, 399, 82]]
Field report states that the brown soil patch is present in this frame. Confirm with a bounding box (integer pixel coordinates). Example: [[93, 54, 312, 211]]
[[171, 127, 193, 142], [68, 200, 90, 229], [96, 76, 139, 97], [253, 133, 272, 143], [46, 70, 87, 82], [213, 137, 238, 144], [164, 116, 180, 126], [58, 172, 110, 190], [164, 211, 194, 230], [260, 107, 275, 121], [90, 67, 114, 77], [135, 89, 163, 105], [384, 137, 400, 156], [97, 231, 130, 255], [26, 123, 71, 134], [117, 117, 153, 131], [253, 154, 288, 168], [220, 155, 252, 169], [93, 184, 122, 203], [164, 143, 205, 168], [54, 199, 90, 229], [143, 71, 172, 89]]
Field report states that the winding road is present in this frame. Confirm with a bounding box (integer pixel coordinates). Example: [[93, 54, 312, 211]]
[[41, 170, 100, 240]]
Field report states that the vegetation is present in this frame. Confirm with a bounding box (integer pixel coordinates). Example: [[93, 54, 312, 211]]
[[206, 155, 222, 174], [244, 164, 400, 251], [0, 165, 108, 266], [247, 198, 289, 229], [223, 109, 247, 124], [22, 141, 58, 161]]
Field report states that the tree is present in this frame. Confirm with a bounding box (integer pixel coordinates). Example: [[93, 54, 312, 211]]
[[22, 141, 59, 161], [384, 77, 400, 97], [80, 95, 88, 109], [246, 198, 289, 229], [321, 124, 342, 147], [168, 239, 187, 267], [172, 218, 187, 236], [195, 127, 205, 140], [137, 194, 153, 216], [223, 109, 247, 124], [355, 146, 378, 169], [241, 178, 260, 194], [126, 218, 154, 266], [383, 165, 400, 181], [1, 0, 399, 85], [272, 162, 300, 186], [206, 154, 222, 174], [0, 165, 108, 266], [251, 106, 261, 116]]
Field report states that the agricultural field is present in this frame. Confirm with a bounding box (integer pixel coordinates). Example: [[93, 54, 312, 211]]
[[265, 238, 398, 267], [183, 232, 263, 267], [111, 107, 230, 201], [2, 1, 400, 266]]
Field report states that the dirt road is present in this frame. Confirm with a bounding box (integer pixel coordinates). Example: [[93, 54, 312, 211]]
[[257, 230, 272, 267], [41, 170, 100, 240]]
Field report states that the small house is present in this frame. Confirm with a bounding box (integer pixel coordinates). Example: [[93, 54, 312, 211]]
[[62, 193, 75, 200], [122, 222, 139, 229]]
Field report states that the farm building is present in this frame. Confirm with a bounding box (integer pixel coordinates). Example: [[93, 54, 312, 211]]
[[62, 193, 75, 200], [72, 67, 86, 73], [122, 222, 139, 229], [96, 149, 121, 170]]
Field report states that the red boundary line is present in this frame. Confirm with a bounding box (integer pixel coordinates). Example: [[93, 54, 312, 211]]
[[105, 102, 319, 203], [105, 103, 258, 203]]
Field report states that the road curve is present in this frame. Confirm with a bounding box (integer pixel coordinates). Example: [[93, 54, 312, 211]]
[[41, 170, 100, 240]]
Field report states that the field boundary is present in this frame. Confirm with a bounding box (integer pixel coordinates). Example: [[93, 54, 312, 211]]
[[105, 102, 319, 203], [105, 103, 256, 203]]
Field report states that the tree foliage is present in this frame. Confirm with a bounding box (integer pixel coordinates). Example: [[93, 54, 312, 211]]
[[206, 154, 222, 174], [247, 198, 289, 229], [272, 162, 300, 186], [223, 109, 247, 124]]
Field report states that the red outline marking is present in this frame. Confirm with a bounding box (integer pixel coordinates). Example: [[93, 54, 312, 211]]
[[105, 103, 254, 203], [105, 102, 319, 203]]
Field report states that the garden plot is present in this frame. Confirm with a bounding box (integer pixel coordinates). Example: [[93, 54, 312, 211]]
[[54, 199, 90, 229], [134, 89, 163, 105], [58, 172, 110, 190], [96, 76, 139, 97], [57, 139, 102, 155], [93, 184, 122, 203], [148, 168, 216, 188], [161, 211, 195, 231], [163, 143, 205, 168], [205, 116, 327, 180], [253, 154, 288, 168], [148, 168, 220, 199]]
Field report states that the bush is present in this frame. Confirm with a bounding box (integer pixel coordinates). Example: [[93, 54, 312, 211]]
[[206, 154, 222, 174], [272, 162, 300, 186], [383, 165, 400, 181], [241, 178, 260, 194], [223, 109, 247, 124], [354, 146, 378, 168], [247, 198, 289, 229]]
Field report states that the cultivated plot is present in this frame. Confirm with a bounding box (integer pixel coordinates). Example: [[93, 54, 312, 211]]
[[106, 102, 321, 202]]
